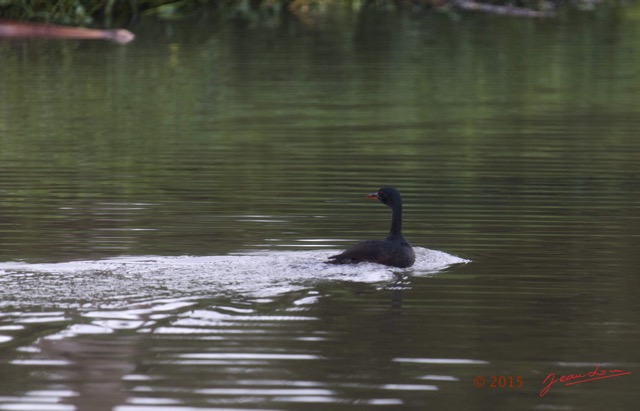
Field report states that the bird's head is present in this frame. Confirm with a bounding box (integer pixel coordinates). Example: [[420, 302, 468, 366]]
[[366, 187, 402, 208]]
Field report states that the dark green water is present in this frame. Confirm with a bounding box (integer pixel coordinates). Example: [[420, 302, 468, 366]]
[[1, 11, 639, 411]]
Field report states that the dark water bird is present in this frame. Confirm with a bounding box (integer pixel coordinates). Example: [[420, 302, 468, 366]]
[[328, 187, 415, 268]]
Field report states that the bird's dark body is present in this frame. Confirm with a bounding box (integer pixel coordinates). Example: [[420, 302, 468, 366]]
[[327, 187, 416, 268], [328, 239, 415, 268]]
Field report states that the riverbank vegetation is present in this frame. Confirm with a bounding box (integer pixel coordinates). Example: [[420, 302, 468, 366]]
[[0, 0, 633, 26]]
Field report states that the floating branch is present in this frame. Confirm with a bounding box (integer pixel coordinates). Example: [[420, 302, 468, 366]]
[[454, 0, 556, 18], [0, 20, 135, 44]]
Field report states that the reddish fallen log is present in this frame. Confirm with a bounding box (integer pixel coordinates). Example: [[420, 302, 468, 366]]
[[0, 20, 135, 44]]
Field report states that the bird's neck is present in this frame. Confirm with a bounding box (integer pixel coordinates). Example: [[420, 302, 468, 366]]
[[386, 204, 404, 241]]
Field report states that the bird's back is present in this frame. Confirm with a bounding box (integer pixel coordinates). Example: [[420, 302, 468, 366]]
[[328, 239, 415, 268]]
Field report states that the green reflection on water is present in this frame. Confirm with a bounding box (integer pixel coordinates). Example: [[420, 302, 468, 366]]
[[0, 14, 639, 263]]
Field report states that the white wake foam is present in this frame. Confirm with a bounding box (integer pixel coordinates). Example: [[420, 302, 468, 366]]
[[0, 248, 468, 307]]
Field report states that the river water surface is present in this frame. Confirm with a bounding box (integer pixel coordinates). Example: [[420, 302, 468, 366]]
[[1, 10, 639, 411]]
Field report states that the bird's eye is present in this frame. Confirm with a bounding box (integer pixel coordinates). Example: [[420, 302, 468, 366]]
[[378, 191, 385, 200]]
